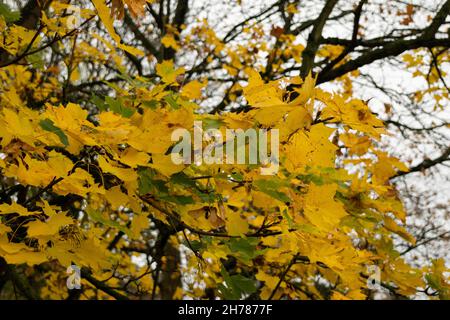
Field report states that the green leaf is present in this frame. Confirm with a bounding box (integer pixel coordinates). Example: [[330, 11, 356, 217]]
[[282, 209, 297, 229], [105, 96, 134, 118], [90, 94, 108, 112], [138, 168, 155, 195], [0, 3, 20, 23], [219, 266, 238, 299], [39, 119, 69, 147], [202, 117, 224, 130], [86, 208, 130, 236], [425, 274, 440, 291], [227, 237, 257, 255], [161, 194, 194, 205], [138, 169, 194, 204], [183, 240, 204, 252], [298, 173, 324, 185], [142, 100, 159, 109], [116, 71, 135, 84], [230, 172, 244, 182], [138, 168, 168, 195], [227, 237, 265, 263], [217, 283, 235, 300], [170, 172, 197, 188], [164, 93, 180, 109], [198, 192, 217, 203], [219, 266, 257, 299], [26, 53, 44, 69], [229, 274, 257, 295], [282, 206, 318, 234], [254, 179, 291, 203]]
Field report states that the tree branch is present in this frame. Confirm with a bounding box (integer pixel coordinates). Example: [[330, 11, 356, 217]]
[[124, 12, 161, 60], [80, 267, 129, 300], [317, 37, 450, 84], [393, 146, 450, 178], [421, 0, 450, 39], [300, 0, 339, 78]]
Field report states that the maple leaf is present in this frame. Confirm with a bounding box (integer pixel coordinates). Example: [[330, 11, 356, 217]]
[[156, 60, 185, 85], [1, 0, 448, 300], [124, 0, 147, 18]]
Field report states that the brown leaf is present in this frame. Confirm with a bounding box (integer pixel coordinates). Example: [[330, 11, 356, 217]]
[[125, 0, 146, 18], [111, 0, 125, 19], [270, 26, 284, 38]]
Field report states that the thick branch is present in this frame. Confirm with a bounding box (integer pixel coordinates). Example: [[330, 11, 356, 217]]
[[317, 0, 450, 83], [300, 0, 339, 78], [80, 267, 129, 300], [422, 0, 450, 39], [319, 0, 367, 75], [124, 13, 161, 60], [317, 37, 450, 84], [163, 0, 189, 60], [172, 0, 189, 30]]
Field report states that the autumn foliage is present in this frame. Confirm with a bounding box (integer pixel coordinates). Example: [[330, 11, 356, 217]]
[[0, 0, 449, 300]]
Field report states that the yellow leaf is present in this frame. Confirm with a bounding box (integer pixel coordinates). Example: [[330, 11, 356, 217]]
[[92, 0, 144, 56], [252, 105, 292, 126], [340, 133, 371, 156], [0, 202, 39, 216], [38, 200, 59, 217], [291, 72, 316, 106], [118, 148, 150, 168], [226, 212, 249, 236], [3, 251, 47, 265], [0, 235, 27, 254], [161, 34, 180, 50], [151, 153, 185, 177], [156, 60, 185, 84], [124, 0, 147, 17], [181, 80, 206, 99], [104, 186, 130, 209], [383, 216, 415, 244], [331, 291, 351, 300], [0, 224, 12, 234], [70, 67, 80, 81], [279, 106, 312, 139], [98, 155, 138, 182], [1, 108, 35, 146], [256, 270, 280, 289], [27, 214, 73, 238], [286, 3, 299, 14], [131, 214, 149, 238], [75, 236, 112, 271], [285, 123, 337, 172], [184, 205, 225, 230], [252, 190, 282, 208], [303, 183, 347, 231], [243, 69, 285, 108], [0, 235, 47, 265], [46, 240, 77, 267]]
